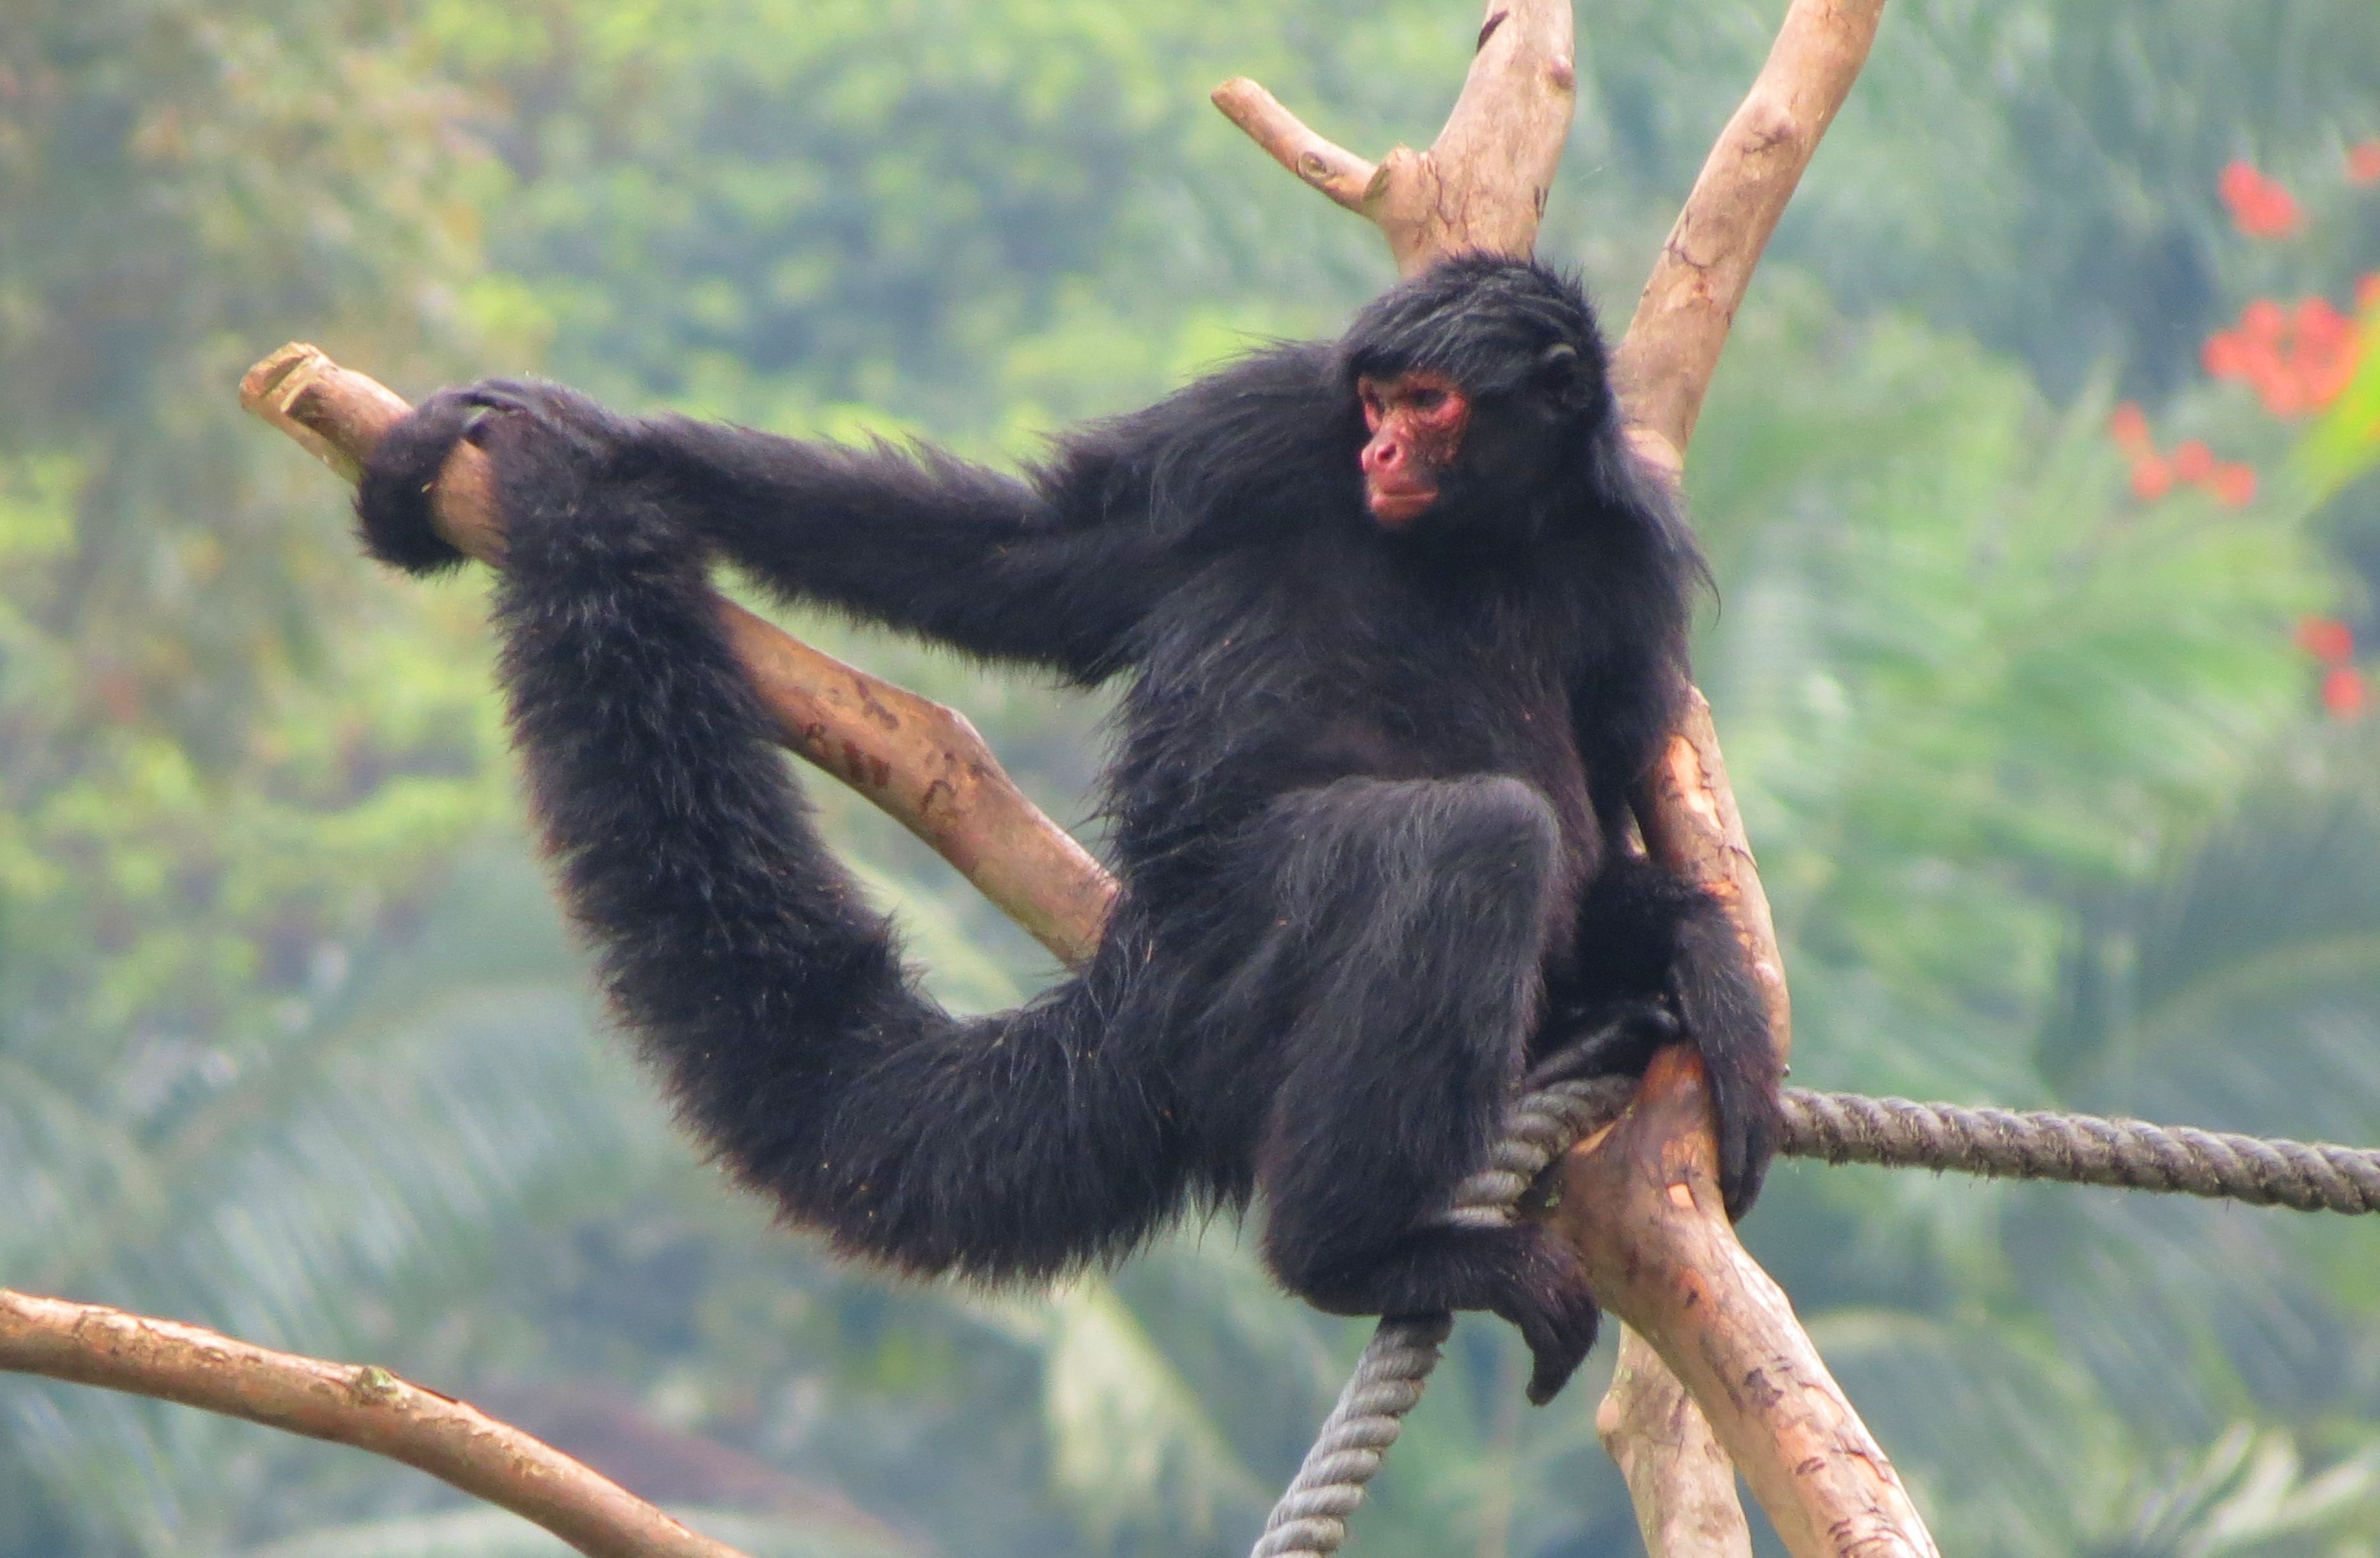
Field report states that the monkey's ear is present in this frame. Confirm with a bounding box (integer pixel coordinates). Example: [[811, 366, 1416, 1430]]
[[1534, 342, 1584, 402]]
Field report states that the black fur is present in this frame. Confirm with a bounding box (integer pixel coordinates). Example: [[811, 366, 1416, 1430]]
[[355, 254, 1782, 1404]]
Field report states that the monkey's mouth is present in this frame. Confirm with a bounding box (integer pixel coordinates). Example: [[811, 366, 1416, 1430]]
[[1366, 483, 1438, 527]]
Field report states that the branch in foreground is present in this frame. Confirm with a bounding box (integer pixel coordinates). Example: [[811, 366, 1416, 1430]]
[[0, 1288, 754, 1558], [1557, 1050, 1941, 1558], [239, 345, 1115, 967]]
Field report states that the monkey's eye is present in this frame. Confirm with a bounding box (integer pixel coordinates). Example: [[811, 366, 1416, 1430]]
[[1536, 343, 1581, 392], [1407, 385, 1449, 413]]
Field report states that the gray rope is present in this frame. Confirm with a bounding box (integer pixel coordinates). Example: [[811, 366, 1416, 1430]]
[[1251, 1081, 2380, 1558], [1250, 1075, 1633, 1558], [1781, 1089, 2380, 1213]]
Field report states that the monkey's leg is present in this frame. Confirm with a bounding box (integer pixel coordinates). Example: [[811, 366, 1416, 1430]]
[[1244, 777, 1599, 1404]]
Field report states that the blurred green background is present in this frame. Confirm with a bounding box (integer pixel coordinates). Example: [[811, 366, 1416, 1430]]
[[5, 1, 2380, 1554]]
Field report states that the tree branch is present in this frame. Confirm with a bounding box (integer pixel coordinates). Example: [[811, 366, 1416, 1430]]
[[1612, 0, 1893, 468], [1215, 0, 1577, 276], [1558, 1051, 1940, 1558], [0, 1288, 757, 1558], [1220, 1, 1900, 1550], [1596, 1327, 1754, 1558], [188, 3, 1907, 1549], [239, 344, 1115, 967]]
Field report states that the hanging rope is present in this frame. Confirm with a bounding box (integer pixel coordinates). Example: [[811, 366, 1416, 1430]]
[[1250, 1080, 2380, 1558]]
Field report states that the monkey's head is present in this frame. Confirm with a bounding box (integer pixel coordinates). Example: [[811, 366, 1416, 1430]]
[[1338, 255, 1615, 533]]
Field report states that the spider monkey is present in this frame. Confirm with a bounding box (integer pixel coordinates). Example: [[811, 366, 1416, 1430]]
[[355, 254, 1780, 1404]]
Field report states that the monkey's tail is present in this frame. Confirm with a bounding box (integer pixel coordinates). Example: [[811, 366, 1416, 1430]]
[[451, 413, 1180, 1283]]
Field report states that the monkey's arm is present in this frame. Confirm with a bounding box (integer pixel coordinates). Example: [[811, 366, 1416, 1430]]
[[633, 411, 1173, 682]]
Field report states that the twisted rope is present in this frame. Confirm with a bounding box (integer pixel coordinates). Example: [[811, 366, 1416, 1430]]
[[1251, 1075, 1631, 1558], [1251, 1081, 2380, 1558], [1782, 1090, 2380, 1213]]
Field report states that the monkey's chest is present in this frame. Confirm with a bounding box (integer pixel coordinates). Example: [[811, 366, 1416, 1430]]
[[1119, 612, 1601, 886]]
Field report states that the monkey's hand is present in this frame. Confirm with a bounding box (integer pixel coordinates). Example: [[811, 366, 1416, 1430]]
[[353, 378, 654, 577]]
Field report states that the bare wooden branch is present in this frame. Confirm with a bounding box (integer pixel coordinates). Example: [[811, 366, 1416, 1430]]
[[239, 345, 1116, 967], [1558, 1052, 1941, 1558], [1216, 1, 1577, 275], [1611, 0, 1893, 466], [1211, 77, 1379, 213], [1596, 1326, 1755, 1557], [0, 1288, 755, 1558], [203, 3, 1898, 1545]]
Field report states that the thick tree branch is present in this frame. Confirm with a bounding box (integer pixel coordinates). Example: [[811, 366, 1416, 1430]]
[[240, 345, 1116, 967], [0, 1289, 756, 1558], [1221, 2, 1896, 1550], [1558, 1051, 1940, 1558], [195, 4, 1902, 1550]]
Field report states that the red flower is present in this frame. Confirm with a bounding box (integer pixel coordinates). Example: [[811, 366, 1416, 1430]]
[[2130, 457, 2173, 502], [2171, 440, 2215, 482], [2220, 160, 2303, 238], [2107, 401, 2152, 452], [2297, 617, 2355, 664], [2350, 141, 2380, 187], [2322, 666, 2367, 720], [2208, 463, 2257, 508]]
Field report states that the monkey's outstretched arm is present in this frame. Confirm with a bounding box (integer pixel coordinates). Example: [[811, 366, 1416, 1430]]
[[633, 411, 1173, 682]]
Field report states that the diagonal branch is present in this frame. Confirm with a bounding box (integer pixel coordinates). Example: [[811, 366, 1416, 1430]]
[[1613, 0, 1893, 467], [240, 345, 1116, 967], [1558, 1052, 1941, 1558], [0, 1288, 758, 1558]]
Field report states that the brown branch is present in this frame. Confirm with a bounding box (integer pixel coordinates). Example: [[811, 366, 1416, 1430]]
[[1558, 1051, 1940, 1558], [1596, 1326, 1754, 1557], [1633, 689, 1792, 1057], [1211, 78, 1379, 213], [197, 4, 1895, 1546], [0, 1288, 755, 1558], [239, 345, 1115, 968], [1215, 1, 1577, 277], [1611, 0, 1893, 468]]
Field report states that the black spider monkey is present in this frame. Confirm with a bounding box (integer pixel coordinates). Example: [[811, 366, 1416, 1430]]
[[355, 254, 1780, 1404]]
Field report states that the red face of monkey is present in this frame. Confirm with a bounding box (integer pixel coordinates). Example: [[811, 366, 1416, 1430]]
[[1356, 371, 1471, 527]]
